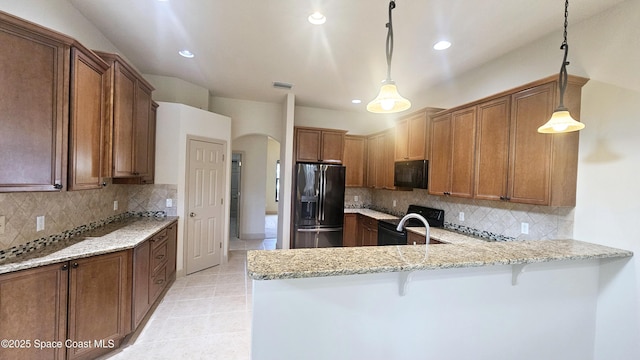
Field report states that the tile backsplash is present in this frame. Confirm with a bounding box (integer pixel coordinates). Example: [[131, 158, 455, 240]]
[[346, 187, 574, 241], [0, 183, 177, 252]]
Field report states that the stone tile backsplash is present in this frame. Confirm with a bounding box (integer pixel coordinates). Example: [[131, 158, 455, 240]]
[[347, 187, 574, 241], [0, 183, 177, 252]]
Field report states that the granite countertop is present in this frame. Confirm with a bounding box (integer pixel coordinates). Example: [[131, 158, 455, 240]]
[[344, 208, 399, 220], [248, 226, 633, 280], [0, 217, 178, 275]]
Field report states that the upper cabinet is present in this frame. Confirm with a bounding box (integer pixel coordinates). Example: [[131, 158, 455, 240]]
[[366, 130, 395, 190], [0, 12, 72, 192], [95, 51, 156, 184], [429, 75, 588, 206], [343, 135, 366, 187], [294, 127, 346, 164], [395, 108, 441, 161], [68, 46, 109, 190]]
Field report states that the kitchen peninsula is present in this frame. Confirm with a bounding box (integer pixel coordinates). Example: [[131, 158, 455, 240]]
[[248, 226, 632, 360]]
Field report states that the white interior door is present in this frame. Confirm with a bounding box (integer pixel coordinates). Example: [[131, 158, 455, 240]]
[[186, 139, 225, 274]]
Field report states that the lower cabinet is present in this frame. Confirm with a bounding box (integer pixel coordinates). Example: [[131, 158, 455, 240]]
[[358, 215, 378, 246], [0, 221, 178, 360], [343, 214, 358, 247], [0, 251, 131, 360], [132, 221, 177, 329]]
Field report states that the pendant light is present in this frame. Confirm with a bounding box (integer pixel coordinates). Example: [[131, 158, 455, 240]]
[[538, 0, 584, 134], [367, 1, 411, 113]]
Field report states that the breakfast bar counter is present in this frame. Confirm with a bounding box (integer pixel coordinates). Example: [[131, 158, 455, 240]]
[[249, 234, 632, 360]]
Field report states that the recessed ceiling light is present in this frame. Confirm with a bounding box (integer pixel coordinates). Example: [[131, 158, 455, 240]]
[[308, 11, 326, 25], [178, 49, 195, 58], [433, 40, 452, 50], [352, 99, 362, 104]]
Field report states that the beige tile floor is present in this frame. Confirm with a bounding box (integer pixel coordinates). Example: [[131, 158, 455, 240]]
[[103, 239, 274, 360]]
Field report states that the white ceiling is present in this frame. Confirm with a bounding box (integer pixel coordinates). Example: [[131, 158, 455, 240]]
[[69, 0, 625, 113]]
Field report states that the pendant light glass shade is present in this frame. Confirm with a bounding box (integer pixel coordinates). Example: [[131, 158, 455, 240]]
[[366, 80, 411, 113], [538, 0, 584, 134], [537, 108, 584, 133]]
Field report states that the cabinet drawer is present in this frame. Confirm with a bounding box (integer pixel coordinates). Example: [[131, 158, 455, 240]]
[[150, 265, 167, 304], [360, 216, 377, 228], [150, 229, 168, 249], [151, 240, 168, 274]]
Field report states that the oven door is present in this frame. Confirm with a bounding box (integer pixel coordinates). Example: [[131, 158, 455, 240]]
[[377, 222, 407, 246]]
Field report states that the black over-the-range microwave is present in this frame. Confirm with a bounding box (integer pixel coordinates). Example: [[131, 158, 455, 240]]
[[394, 160, 428, 189]]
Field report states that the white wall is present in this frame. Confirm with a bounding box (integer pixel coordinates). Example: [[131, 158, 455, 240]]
[[144, 74, 210, 110], [294, 106, 396, 135], [277, 94, 296, 249], [155, 102, 232, 273], [0, 0, 120, 52], [265, 137, 280, 214], [233, 135, 268, 239], [210, 96, 284, 142]]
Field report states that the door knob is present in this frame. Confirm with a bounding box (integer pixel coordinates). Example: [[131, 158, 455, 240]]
[[190, 212, 197, 217]]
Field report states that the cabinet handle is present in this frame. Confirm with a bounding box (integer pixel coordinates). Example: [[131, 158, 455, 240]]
[[72, 262, 79, 268], [61, 264, 69, 271], [53, 183, 63, 190], [156, 254, 165, 260]]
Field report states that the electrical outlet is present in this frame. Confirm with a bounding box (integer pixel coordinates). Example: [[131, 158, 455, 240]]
[[0, 215, 5, 235], [393, 200, 397, 207], [166, 198, 173, 207], [354, 196, 359, 202], [36, 216, 45, 232], [459, 212, 465, 221], [113, 200, 119, 211], [521, 222, 529, 234]]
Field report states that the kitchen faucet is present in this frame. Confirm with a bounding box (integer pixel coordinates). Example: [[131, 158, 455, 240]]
[[396, 213, 430, 245]]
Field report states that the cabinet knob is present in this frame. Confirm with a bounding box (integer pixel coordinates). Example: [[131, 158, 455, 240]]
[[53, 183, 63, 190], [102, 182, 107, 187], [156, 254, 165, 260], [155, 279, 165, 285], [72, 262, 79, 268], [62, 264, 69, 271], [500, 196, 505, 201]]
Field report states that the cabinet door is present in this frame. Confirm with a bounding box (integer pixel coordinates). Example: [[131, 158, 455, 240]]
[[133, 83, 152, 178], [450, 108, 476, 198], [0, 263, 68, 360], [383, 129, 396, 189], [67, 251, 132, 360], [320, 131, 344, 163], [395, 120, 409, 161], [343, 214, 358, 246], [508, 83, 555, 205], [112, 62, 137, 177], [428, 113, 452, 195], [295, 128, 321, 162], [132, 241, 151, 329], [343, 136, 366, 187], [374, 135, 386, 189], [475, 96, 511, 201], [68, 48, 107, 190], [0, 19, 69, 192], [141, 101, 158, 184], [166, 221, 178, 278], [396, 110, 428, 161], [366, 136, 378, 188]]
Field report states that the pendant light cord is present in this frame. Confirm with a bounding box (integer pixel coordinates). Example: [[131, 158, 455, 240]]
[[385, 1, 396, 81], [557, 0, 570, 109]]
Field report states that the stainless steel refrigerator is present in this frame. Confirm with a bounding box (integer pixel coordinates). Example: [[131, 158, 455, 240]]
[[293, 163, 345, 248]]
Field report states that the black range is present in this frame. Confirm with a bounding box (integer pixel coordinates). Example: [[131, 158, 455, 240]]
[[377, 205, 445, 246]]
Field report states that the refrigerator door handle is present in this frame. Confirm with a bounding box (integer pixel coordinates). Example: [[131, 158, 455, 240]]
[[320, 166, 327, 221]]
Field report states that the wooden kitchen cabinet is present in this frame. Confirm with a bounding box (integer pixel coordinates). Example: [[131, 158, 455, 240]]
[[343, 136, 366, 187], [96, 51, 156, 182], [358, 215, 378, 246], [132, 222, 177, 329], [474, 96, 511, 201], [68, 46, 109, 190], [429, 108, 476, 199], [343, 213, 359, 247], [395, 108, 440, 161], [366, 130, 395, 190], [0, 263, 69, 360], [67, 250, 132, 360], [295, 127, 346, 163], [0, 12, 71, 192]]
